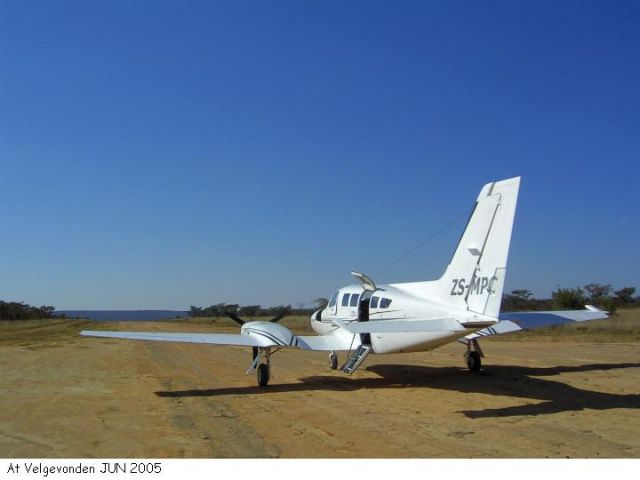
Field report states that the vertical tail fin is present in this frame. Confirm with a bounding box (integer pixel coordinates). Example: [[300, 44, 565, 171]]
[[396, 177, 520, 317], [443, 176, 520, 317]]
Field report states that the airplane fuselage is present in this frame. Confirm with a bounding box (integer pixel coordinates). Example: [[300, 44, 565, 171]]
[[310, 282, 495, 354]]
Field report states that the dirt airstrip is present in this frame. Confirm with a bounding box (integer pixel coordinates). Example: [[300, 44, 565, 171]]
[[1, 318, 639, 458]]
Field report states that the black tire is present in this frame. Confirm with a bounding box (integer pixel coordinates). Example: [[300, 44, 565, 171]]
[[329, 353, 338, 370], [466, 351, 482, 372], [257, 363, 270, 387]]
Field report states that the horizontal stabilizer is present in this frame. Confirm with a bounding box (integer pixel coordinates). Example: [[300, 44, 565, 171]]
[[462, 306, 609, 341], [498, 305, 609, 328], [462, 320, 522, 341]]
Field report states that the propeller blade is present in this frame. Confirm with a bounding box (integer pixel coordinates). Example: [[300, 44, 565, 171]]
[[225, 312, 246, 326], [269, 313, 286, 323]]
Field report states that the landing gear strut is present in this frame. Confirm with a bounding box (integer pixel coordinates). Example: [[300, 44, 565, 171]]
[[464, 339, 484, 373], [249, 347, 273, 387], [329, 351, 338, 370]]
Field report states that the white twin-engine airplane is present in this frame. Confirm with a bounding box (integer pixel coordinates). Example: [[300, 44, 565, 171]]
[[82, 176, 608, 387]]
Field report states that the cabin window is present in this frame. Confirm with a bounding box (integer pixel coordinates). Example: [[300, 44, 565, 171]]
[[380, 298, 392, 309], [341, 294, 350, 307], [350, 294, 360, 307], [370, 296, 379, 309]]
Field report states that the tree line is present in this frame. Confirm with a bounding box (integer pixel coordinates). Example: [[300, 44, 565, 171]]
[[0, 301, 57, 320], [188, 303, 314, 318], [502, 284, 637, 314]]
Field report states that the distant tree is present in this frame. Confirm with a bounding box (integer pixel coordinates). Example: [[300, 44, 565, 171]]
[[211, 303, 228, 316], [501, 289, 536, 312], [614, 287, 636, 304], [552, 287, 586, 310], [0, 301, 57, 320], [239, 305, 260, 317], [600, 297, 618, 315], [188, 302, 317, 318], [264, 305, 292, 317], [223, 304, 239, 315], [584, 283, 613, 302], [208, 304, 237, 316]]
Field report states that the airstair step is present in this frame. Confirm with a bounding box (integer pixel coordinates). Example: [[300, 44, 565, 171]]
[[342, 344, 371, 374]]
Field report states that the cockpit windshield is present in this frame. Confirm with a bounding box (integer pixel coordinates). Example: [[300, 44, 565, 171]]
[[328, 292, 338, 308]]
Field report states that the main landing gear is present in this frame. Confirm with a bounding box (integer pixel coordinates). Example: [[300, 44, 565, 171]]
[[329, 351, 338, 370], [257, 362, 270, 387], [464, 339, 484, 373], [465, 351, 482, 372]]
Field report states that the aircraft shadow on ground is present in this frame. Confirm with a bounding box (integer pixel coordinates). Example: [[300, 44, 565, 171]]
[[155, 362, 640, 418]]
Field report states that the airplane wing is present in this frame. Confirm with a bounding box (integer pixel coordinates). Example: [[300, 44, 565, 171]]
[[334, 318, 465, 334], [463, 305, 609, 341], [81, 330, 264, 347], [81, 327, 358, 351]]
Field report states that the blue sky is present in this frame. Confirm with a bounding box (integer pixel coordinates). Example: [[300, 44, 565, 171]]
[[0, 1, 638, 309]]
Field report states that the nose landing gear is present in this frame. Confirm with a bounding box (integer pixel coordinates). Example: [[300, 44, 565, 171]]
[[329, 351, 338, 370], [248, 347, 274, 387], [257, 362, 270, 387]]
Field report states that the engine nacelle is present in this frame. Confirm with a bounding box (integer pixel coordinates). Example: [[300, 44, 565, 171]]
[[241, 321, 299, 347]]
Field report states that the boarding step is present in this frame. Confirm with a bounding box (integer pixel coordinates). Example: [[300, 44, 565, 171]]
[[342, 345, 371, 374]]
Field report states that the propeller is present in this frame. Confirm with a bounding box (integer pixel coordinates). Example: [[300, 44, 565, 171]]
[[225, 312, 246, 326], [313, 297, 329, 309], [224, 311, 287, 326], [269, 313, 286, 323]]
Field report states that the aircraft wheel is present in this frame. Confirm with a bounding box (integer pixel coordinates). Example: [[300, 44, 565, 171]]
[[466, 351, 482, 372], [257, 363, 270, 387], [329, 352, 338, 370]]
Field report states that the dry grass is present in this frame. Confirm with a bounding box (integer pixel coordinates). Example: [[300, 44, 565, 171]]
[[0, 319, 96, 347]]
